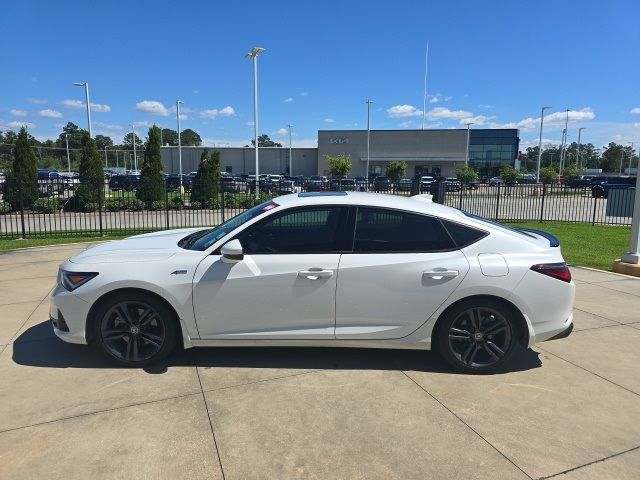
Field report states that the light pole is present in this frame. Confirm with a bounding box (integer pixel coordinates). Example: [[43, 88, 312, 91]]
[[65, 134, 71, 173], [366, 99, 373, 187], [176, 100, 184, 190], [131, 124, 138, 172], [536, 106, 551, 182], [465, 122, 474, 166], [287, 124, 293, 176], [576, 127, 585, 167], [559, 109, 569, 174], [629, 143, 635, 173], [103, 147, 108, 168], [245, 47, 265, 200], [73, 82, 92, 137]]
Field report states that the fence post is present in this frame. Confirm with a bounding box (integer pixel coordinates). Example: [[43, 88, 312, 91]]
[[591, 194, 598, 226], [165, 181, 170, 230], [494, 183, 501, 221], [19, 185, 26, 239], [458, 186, 463, 210], [539, 183, 546, 223], [221, 185, 226, 223], [98, 180, 104, 237]]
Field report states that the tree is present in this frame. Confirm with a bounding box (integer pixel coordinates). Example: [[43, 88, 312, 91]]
[[180, 129, 202, 146], [76, 133, 104, 205], [455, 165, 478, 184], [122, 132, 144, 149], [500, 165, 520, 185], [191, 149, 221, 207], [94, 135, 113, 151], [55, 122, 85, 150], [4, 127, 38, 209], [385, 161, 407, 182], [160, 128, 178, 146], [324, 153, 352, 177], [250, 134, 282, 148], [539, 167, 557, 185], [562, 164, 582, 182], [601, 142, 637, 174], [136, 126, 165, 206]]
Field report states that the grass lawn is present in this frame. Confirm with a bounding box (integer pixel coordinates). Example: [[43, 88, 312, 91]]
[[509, 221, 632, 271], [0, 234, 129, 251]]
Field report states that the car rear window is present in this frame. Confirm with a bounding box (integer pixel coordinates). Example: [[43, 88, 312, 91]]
[[441, 220, 488, 248]]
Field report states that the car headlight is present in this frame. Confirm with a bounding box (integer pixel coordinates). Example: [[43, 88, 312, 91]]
[[60, 270, 99, 291]]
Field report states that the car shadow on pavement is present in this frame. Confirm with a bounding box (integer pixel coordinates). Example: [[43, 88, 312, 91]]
[[12, 320, 542, 376]]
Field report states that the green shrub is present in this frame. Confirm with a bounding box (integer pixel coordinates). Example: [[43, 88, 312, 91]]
[[223, 194, 239, 208], [32, 197, 60, 213], [150, 200, 166, 211], [0, 201, 11, 214], [189, 201, 202, 210], [105, 198, 125, 211], [239, 197, 256, 209], [169, 196, 184, 210], [124, 198, 144, 211], [83, 202, 99, 213], [62, 195, 83, 212]]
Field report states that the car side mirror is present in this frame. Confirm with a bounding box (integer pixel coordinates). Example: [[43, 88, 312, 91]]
[[220, 239, 244, 263]]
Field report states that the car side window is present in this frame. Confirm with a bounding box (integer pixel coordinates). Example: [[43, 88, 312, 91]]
[[440, 219, 487, 248], [237, 207, 343, 254], [353, 207, 455, 253]]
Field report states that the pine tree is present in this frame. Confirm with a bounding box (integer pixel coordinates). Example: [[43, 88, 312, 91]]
[[5, 127, 38, 208], [190, 149, 215, 206], [136, 125, 165, 206], [76, 132, 104, 205], [211, 150, 221, 197]]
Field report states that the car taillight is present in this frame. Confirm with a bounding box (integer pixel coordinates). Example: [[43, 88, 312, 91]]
[[530, 263, 571, 283]]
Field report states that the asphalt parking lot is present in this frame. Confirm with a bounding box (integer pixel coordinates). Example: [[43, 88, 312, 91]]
[[1, 244, 639, 479]]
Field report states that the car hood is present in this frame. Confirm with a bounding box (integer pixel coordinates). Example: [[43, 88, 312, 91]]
[[68, 227, 206, 265]]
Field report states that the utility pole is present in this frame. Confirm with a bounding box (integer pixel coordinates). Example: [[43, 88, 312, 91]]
[[366, 99, 374, 187], [65, 134, 71, 173]]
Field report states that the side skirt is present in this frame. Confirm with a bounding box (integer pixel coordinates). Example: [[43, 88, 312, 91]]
[[190, 338, 432, 350]]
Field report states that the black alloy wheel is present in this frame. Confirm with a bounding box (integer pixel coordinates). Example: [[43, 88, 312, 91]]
[[94, 293, 177, 366], [437, 300, 517, 373]]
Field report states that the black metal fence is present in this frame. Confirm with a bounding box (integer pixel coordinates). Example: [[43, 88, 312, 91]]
[[0, 178, 634, 239]]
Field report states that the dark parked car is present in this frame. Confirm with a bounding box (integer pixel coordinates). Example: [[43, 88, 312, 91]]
[[37, 169, 65, 196], [339, 178, 357, 191], [108, 174, 140, 191], [565, 177, 592, 189], [166, 174, 192, 192], [442, 178, 462, 192], [591, 176, 636, 198], [354, 176, 368, 191], [419, 175, 435, 193], [275, 179, 296, 195], [396, 178, 413, 191], [306, 175, 327, 192], [221, 176, 242, 193], [373, 176, 392, 192]]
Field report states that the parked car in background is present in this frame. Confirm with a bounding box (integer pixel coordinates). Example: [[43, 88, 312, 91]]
[[591, 176, 636, 198], [221, 176, 242, 193], [275, 179, 296, 195], [354, 176, 368, 191], [489, 176, 504, 186], [0, 172, 5, 194], [37, 169, 65, 196], [444, 178, 462, 192], [419, 175, 435, 193], [339, 178, 357, 191], [166, 174, 192, 192], [396, 178, 413, 191], [373, 176, 392, 192], [108, 174, 140, 191], [520, 174, 537, 184], [307, 175, 327, 192], [51, 191, 575, 373], [59, 172, 80, 191], [565, 177, 592, 189]]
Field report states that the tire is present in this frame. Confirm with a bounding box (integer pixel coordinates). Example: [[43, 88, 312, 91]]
[[436, 299, 518, 374], [91, 292, 179, 367]]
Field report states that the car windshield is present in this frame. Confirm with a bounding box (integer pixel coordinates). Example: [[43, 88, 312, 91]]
[[185, 200, 279, 251]]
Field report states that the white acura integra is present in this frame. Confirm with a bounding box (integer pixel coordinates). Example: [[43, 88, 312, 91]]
[[51, 192, 574, 373]]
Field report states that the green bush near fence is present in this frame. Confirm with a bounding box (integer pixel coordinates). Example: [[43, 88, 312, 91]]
[[32, 197, 61, 213], [190, 201, 202, 210], [150, 200, 166, 211], [0, 201, 12, 214]]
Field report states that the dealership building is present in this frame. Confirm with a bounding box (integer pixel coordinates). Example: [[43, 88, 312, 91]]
[[161, 128, 519, 178]]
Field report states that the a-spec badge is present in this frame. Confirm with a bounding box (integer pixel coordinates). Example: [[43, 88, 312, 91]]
[[170, 270, 188, 275]]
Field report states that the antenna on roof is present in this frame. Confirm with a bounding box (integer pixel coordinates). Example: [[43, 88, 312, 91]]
[[422, 43, 429, 130]]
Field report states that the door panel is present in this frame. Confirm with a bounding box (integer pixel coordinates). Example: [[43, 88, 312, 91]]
[[193, 253, 341, 339], [335, 252, 469, 339]]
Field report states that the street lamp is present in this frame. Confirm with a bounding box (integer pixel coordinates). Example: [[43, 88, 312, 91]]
[[287, 124, 293, 176], [245, 47, 265, 199], [576, 127, 586, 168], [536, 106, 551, 182], [176, 100, 184, 190], [465, 122, 474, 166], [65, 134, 71, 173], [73, 82, 92, 138], [559, 109, 569, 174], [366, 99, 373, 187], [131, 124, 138, 172]]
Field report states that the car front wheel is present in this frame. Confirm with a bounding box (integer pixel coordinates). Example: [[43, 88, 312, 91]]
[[92, 292, 178, 367], [436, 299, 518, 373]]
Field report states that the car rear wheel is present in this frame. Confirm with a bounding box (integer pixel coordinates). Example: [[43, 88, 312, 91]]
[[92, 293, 178, 367], [436, 299, 517, 373]]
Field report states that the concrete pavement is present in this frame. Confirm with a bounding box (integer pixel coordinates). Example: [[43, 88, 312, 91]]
[[0, 244, 639, 479]]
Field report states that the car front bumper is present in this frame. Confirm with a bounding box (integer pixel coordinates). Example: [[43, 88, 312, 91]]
[[49, 283, 91, 345]]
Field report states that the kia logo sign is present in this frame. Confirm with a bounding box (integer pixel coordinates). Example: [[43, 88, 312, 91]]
[[330, 137, 349, 144]]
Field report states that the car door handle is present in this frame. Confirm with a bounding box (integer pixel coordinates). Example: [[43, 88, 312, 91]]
[[423, 269, 459, 279], [298, 269, 334, 280]]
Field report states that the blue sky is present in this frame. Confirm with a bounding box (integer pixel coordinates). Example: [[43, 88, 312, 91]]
[[1, 0, 639, 151]]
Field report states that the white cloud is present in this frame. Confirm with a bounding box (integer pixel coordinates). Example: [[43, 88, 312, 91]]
[[425, 122, 443, 128], [95, 121, 123, 131], [26, 98, 47, 104], [495, 108, 596, 131], [199, 106, 236, 119], [478, 104, 495, 109], [284, 97, 293, 103], [0, 121, 36, 129], [132, 120, 152, 127], [178, 114, 188, 121], [400, 120, 414, 128], [135, 100, 170, 116], [631, 107, 640, 114], [275, 128, 288, 136], [635, 122, 640, 127], [300, 92, 309, 97], [458, 114, 495, 126], [427, 107, 473, 120], [38, 109, 62, 118], [61, 99, 111, 112], [387, 104, 423, 118], [246, 121, 254, 127], [428, 96, 439, 103], [323, 118, 335, 123], [9, 109, 27, 117]]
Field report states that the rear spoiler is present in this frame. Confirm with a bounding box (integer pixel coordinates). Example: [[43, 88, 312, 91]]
[[516, 228, 560, 247]]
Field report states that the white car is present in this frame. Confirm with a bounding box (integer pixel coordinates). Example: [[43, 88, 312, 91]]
[[51, 192, 575, 373]]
